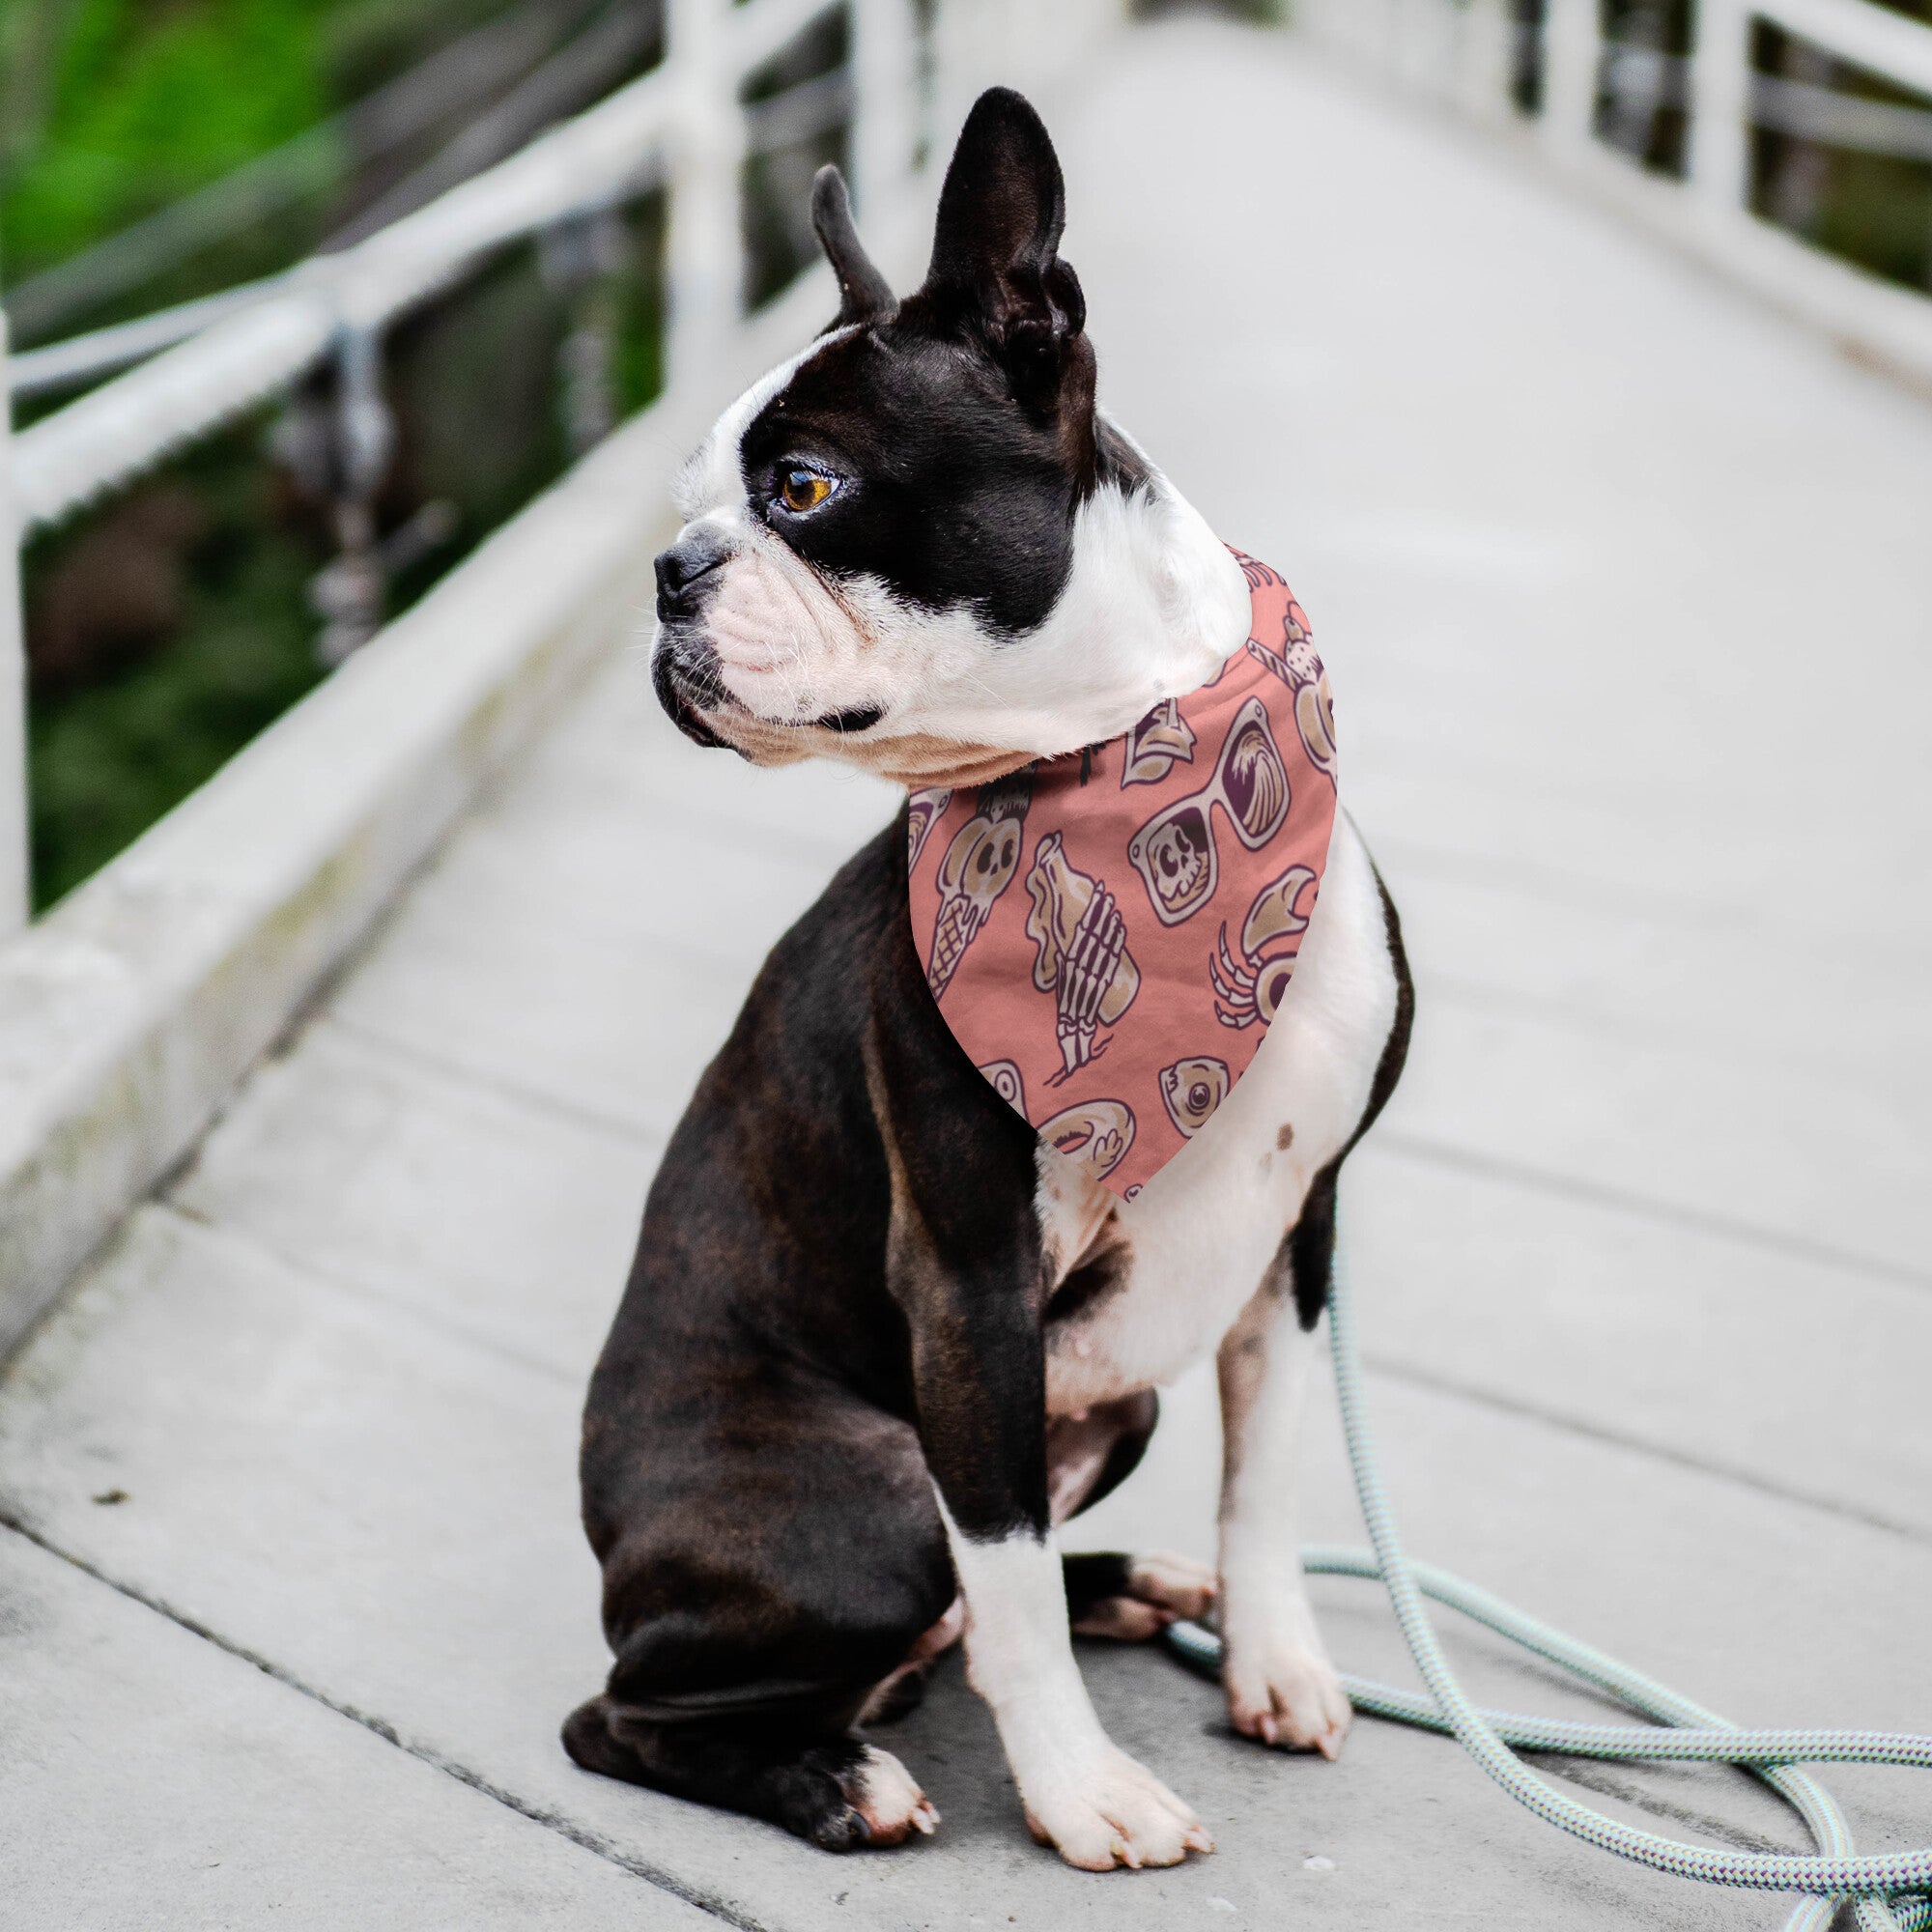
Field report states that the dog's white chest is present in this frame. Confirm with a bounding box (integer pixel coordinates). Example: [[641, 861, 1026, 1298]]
[[1037, 814, 1398, 1414]]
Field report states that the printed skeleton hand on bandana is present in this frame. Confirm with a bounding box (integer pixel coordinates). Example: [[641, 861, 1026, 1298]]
[[1024, 832, 1140, 1082]]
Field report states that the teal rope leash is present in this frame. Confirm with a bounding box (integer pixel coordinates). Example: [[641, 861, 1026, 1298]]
[[1161, 1224, 1932, 1931]]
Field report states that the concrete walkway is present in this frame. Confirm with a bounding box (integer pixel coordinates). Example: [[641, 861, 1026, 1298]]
[[4, 16, 1930, 1928]]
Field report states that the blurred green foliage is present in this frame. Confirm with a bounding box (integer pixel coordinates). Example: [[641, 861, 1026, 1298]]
[[0, 0, 523, 286], [19, 198, 665, 909], [23, 417, 329, 904], [6, 0, 667, 911], [2, 0, 329, 280]]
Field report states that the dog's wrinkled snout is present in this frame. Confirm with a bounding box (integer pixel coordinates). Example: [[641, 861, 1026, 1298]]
[[654, 530, 731, 621]]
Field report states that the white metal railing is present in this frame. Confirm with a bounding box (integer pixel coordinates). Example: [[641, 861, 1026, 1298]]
[[0, 0, 956, 939], [0, 0, 1125, 940], [0, 0, 1123, 1347], [1293, 0, 1932, 381], [7, 0, 1926, 945], [7, 0, 835, 537], [0, 318, 24, 932]]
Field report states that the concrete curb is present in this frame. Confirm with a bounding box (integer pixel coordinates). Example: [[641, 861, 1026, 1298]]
[[0, 270, 832, 1358]]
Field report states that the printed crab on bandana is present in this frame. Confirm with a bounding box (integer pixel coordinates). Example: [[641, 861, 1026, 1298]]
[[906, 551, 1339, 1199]]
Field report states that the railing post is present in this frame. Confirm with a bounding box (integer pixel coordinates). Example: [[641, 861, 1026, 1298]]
[[309, 323, 397, 668], [1689, 0, 1753, 222], [665, 0, 740, 398], [1541, 0, 1602, 156], [0, 313, 29, 935], [1454, 0, 1519, 121], [542, 206, 627, 455]]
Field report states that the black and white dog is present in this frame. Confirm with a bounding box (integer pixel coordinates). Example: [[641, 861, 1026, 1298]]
[[565, 88, 1412, 1870]]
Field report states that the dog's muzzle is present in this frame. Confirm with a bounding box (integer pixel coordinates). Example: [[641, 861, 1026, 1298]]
[[650, 532, 735, 749], [648, 528, 886, 746]]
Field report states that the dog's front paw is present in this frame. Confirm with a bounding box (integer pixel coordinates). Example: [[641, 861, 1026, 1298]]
[[1222, 1634, 1351, 1759], [1020, 1744, 1213, 1871], [807, 1745, 940, 1851]]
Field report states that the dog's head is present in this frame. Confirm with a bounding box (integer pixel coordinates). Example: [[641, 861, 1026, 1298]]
[[652, 87, 1247, 785]]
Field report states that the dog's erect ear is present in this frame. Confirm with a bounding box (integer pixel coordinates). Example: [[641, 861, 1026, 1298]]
[[811, 165, 895, 327], [923, 88, 1088, 406]]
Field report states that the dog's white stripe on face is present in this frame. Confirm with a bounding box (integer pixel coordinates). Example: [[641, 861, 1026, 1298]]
[[673, 327, 860, 522], [935, 1500, 1210, 1869]]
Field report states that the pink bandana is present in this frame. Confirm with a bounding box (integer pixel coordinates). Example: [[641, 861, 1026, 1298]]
[[906, 553, 1338, 1198]]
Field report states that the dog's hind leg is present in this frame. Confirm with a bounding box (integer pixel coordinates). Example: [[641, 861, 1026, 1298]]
[[1047, 1392, 1216, 1639], [1063, 1550, 1216, 1641], [572, 1365, 956, 1851], [562, 1698, 937, 1849]]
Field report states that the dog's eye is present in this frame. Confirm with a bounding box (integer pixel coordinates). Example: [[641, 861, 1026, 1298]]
[[778, 469, 835, 514]]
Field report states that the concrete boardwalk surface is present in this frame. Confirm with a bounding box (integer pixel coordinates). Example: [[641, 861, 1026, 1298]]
[[5, 17, 1931, 1929]]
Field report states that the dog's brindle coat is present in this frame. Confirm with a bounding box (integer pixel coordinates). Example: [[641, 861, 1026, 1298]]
[[567, 91, 1413, 1870]]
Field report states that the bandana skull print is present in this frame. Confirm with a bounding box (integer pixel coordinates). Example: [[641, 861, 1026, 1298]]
[[906, 552, 1338, 1199]]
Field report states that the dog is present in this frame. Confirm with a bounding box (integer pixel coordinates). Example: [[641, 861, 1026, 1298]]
[[564, 86, 1412, 1871]]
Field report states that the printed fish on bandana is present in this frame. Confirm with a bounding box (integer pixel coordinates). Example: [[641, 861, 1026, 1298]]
[[904, 550, 1338, 1200], [1159, 1056, 1230, 1138]]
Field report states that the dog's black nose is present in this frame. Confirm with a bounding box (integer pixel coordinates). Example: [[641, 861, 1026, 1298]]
[[655, 531, 731, 620]]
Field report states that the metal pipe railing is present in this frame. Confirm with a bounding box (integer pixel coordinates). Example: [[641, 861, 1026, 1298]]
[[7, 0, 850, 538], [0, 0, 606, 348], [1305, 0, 1932, 160], [1290, 0, 1932, 384], [0, 316, 26, 936], [0, 0, 902, 937]]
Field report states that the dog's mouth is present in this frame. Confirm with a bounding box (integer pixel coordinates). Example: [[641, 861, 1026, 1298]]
[[651, 638, 732, 750], [653, 634, 884, 751], [810, 705, 883, 735]]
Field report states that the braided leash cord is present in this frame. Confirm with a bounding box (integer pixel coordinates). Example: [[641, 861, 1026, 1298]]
[[1162, 1225, 1932, 1931]]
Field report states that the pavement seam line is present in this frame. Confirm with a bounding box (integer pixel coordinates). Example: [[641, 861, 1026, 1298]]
[[1362, 1351, 1932, 1548], [1373, 827, 1931, 971], [152, 1199, 584, 1389], [0, 1511, 773, 1932], [1377, 1130, 1932, 1295], [323, 1010, 669, 1149], [1417, 965, 1918, 1103]]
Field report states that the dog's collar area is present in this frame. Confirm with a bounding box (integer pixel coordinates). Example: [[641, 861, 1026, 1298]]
[[904, 548, 1339, 1200]]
